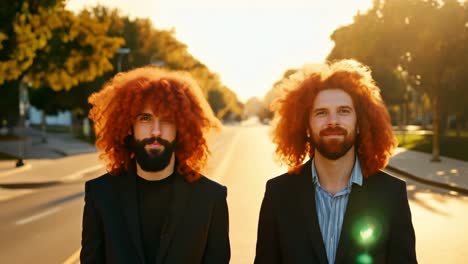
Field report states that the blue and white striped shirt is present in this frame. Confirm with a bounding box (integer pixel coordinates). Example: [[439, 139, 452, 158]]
[[311, 158, 363, 264]]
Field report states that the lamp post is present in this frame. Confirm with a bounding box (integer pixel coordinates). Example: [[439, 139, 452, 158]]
[[16, 77, 29, 167], [117, 48, 130, 72]]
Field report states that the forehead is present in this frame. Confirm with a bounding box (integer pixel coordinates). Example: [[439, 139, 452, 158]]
[[138, 104, 155, 114], [313, 89, 354, 109]]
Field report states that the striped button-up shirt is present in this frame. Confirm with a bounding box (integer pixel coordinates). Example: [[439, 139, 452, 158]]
[[311, 158, 363, 264]]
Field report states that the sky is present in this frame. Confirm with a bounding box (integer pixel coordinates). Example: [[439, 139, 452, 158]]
[[66, 0, 373, 102]]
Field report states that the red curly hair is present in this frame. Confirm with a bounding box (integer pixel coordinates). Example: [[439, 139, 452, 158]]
[[88, 66, 220, 181], [271, 60, 397, 177]]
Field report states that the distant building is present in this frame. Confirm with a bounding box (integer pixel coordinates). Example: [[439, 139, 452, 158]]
[[28, 106, 72, 126]]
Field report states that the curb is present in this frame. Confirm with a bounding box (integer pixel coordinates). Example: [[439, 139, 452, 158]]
[[386, 165, 468, 196], [0, 164, 103, 203], [0, 163, 32, 178]]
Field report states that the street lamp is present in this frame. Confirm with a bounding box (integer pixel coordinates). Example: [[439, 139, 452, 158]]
[[116, 48, 130, 72], [16, 77, 29, 167]]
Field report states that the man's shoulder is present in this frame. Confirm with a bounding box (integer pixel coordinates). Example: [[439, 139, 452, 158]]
[[267, 171, 297, 184], [366, 170, 406, 188], [191, 175, 227, 196], [85, 172, 122, 190], [265, 171, 306, 194], [363, 170, 408, 198]]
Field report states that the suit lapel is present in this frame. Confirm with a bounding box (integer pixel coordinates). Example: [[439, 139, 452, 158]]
[[117, 171, 145, 264], [334, 180, 367, 264], [156, 172, 192, 264], [299, 160, 329, 264]]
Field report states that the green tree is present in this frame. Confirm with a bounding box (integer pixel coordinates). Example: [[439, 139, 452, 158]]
[[208, 89, 227, 115], [86, 6, 243, 121], [0, 1, 124, 89], [327, 0, 468, 161], [0, 0, 124, 134]]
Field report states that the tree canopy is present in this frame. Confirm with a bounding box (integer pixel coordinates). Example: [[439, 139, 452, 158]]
[[328, 0, 468, 161]]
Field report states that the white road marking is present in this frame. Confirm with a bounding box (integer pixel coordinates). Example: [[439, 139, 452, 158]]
[[15, 206, 61, 225], [60, 164, 103, 181], [63, 248, 81, 264]]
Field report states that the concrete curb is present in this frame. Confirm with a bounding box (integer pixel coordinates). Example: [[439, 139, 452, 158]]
[[0, 164, 103, 203], [0, 164, 32, 178], [386, 165, 468, 196]]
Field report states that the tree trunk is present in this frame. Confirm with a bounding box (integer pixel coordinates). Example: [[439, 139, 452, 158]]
[[455, 114, 461, 138], [401, 103, 407, 145], [431, 96, 441, 162]]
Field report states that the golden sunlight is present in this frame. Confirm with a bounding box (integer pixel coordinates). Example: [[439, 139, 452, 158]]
[[67, 0, 373, 102]]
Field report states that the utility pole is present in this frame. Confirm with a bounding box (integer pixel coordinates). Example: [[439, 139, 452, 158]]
[[16, 77, 29, 167], [117, 48, 130, 72]]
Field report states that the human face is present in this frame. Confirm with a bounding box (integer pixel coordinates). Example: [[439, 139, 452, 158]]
[[308, 89, 357, 160], [130, 105, 177, 171], [133, 105, 177, 151]]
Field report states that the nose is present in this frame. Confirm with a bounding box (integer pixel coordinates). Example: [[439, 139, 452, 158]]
[[327, 112, 338, 126], [150, 119, 161, 137]]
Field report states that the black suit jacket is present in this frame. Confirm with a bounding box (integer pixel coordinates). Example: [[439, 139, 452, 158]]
[[80, 170, 230, 264], [255, 160, 417, 264]]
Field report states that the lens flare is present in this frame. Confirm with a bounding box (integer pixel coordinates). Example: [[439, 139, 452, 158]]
[[352, 216, 382, 247], [356, 253, 373, 264], [360, 226, 374, 241]]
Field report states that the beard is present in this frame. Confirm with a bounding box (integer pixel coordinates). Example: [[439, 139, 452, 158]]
[[126, 136, 176, 172], [311, 126, 355, 160]]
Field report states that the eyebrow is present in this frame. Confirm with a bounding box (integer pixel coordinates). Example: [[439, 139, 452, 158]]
[[339, 106, 354, 111], [137, 113, 153, 118], [312, 105, 354, 112], [312, 108, 328, 113]]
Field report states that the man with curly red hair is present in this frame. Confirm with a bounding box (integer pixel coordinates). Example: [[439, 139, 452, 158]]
[[255, 60, 417, 264], [80, 66, 230, 264]]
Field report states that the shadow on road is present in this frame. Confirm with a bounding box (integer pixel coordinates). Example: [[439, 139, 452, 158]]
[[402, 176, 466, 216]]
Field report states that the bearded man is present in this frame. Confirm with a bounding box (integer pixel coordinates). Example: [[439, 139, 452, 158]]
[[255, 60, 417, 264], [80, 66, 230, 264]]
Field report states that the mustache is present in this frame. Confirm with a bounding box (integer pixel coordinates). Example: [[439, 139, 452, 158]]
[[125, 136, 173, 150], [319, 127, 347, 136], [139, 136, 170, 146]]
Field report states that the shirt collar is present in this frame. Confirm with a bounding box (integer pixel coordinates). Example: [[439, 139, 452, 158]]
[[311, 156, 363, 188]]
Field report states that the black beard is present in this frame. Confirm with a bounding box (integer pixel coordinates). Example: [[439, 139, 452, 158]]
[[126, 136, 175, 172], [311, 127, 355, 160]]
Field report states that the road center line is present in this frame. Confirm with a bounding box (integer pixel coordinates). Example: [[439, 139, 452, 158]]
[[15, 206, 61, 225]]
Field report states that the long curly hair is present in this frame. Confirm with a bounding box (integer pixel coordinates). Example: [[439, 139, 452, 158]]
[[271, 60, 397, 177], [88, 66, 220, 181]]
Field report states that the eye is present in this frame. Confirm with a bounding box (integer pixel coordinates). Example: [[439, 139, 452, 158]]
[[138, 114, 152, 122], [315, 110, 327, 116], [160, 119, 174, 126], [339, 108, 351, 114]]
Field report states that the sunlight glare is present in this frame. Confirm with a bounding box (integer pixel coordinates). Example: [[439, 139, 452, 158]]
[[67, 0, 374, 102]]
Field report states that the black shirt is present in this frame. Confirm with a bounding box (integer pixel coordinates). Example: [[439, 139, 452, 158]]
[[136, 173, 174, 264]]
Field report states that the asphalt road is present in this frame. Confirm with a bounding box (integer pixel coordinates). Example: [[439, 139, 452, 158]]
[[0, 179, 89, 263], [0, 123, 466, 263]]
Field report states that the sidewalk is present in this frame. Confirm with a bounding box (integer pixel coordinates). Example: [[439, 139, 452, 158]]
[[0, 127, 96, 161], [0, 127, 102, 192], [1, 128, 467, 195], [387, 148, 468, 195]]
